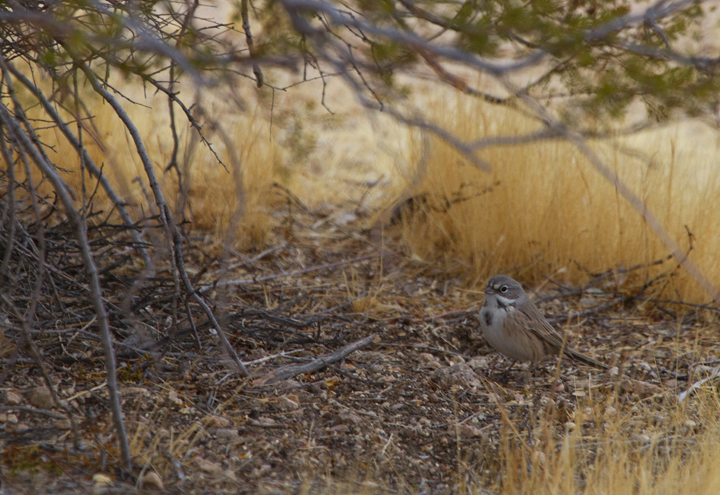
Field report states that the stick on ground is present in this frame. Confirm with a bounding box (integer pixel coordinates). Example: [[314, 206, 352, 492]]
[[257, 333, 378, 385]]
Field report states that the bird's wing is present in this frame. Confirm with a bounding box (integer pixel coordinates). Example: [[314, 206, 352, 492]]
[[517, 305, 607, 370], [515, 305, 566, 349]]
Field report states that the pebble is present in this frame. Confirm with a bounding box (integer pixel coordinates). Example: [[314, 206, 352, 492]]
[[5, 391, 21, 405], [140, 472, 164, 489], [29, 386, 54, 409]]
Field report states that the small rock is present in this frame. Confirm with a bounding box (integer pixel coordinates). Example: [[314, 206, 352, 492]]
[[54, 419, 71, 430], [579, 296, 597, 307], [223, 469, 238, 482], [140, 471, 164, 489], [92, 473, 113, 486], [272, 379, 302, 390], [448, 355, 465, 365], [431, 363, 482, 389], [418, 353, 443, 369], [0, 413, 18, 423], [337, 411, 362, 424], [329, 424, 350, 432], [167, 391, 184, 407], [29, 386, 54, 409], [625, 380, 663, 398], [214, 429, 240, 444], [289, 408, 305, 418], [452, 423, 485, 439], [277, 395, 300, 410], [467, 357, 489, 371], [202, 415, 231, 428], [195, 457, 224, 475], [5, 391, 21, 405]]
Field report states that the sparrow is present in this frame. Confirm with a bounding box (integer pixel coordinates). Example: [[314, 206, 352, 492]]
[[479, 275, 606, 369]]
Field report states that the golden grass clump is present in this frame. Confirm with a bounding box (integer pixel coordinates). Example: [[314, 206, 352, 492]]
[[398, 93, 720, 303]]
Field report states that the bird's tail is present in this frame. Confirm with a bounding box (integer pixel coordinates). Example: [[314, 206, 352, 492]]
[[563, 348, 608, 370]]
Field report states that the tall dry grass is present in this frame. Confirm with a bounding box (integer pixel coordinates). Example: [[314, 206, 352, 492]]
[[486, 385, 720, 495], [397, 93, 720, 303]]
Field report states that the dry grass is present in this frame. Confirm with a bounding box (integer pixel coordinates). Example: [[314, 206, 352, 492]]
[[20, 78, 281, 251], [489, 385, 720, 495], [394, 92, 720, 304]]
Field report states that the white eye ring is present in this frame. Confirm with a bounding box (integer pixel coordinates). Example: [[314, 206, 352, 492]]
[[500, 286, 508, 293]]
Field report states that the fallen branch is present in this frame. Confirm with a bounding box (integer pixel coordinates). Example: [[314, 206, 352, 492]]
[[256, 333, 377, 385], [0, 406, 66, 420]]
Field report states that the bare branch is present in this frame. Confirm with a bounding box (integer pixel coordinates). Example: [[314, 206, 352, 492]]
[[0, 100, 133, 472], [2, 59, 154, 271], [77, 62, 250, 378]]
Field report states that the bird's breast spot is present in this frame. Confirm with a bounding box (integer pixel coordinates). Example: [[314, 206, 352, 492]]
[[484, 311, 492, 326]]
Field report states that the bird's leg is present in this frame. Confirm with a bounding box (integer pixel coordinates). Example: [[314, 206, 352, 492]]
[[523, 361, 542, 385], [502, 359, 517, 374], [497, 359, 517, 384]]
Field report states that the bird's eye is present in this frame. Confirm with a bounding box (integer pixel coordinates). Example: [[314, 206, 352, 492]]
[[500, 286, 508, 293]]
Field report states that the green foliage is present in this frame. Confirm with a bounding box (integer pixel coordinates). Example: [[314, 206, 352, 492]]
[[0, 0, 239, 97], [1, 0, 716, 127], [312, 0, 712, 125]]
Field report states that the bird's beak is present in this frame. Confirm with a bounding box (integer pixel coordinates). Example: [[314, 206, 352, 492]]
[[484, 287, 493, 295]]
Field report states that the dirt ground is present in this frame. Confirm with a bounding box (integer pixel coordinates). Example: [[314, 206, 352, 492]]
[[0, 198, 714, 494]]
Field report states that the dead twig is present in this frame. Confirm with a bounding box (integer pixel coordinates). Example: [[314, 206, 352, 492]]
[[256, 332, 377, 385]]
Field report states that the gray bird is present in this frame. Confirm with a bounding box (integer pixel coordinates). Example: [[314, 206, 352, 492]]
[[479, 275, 606, 370]]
